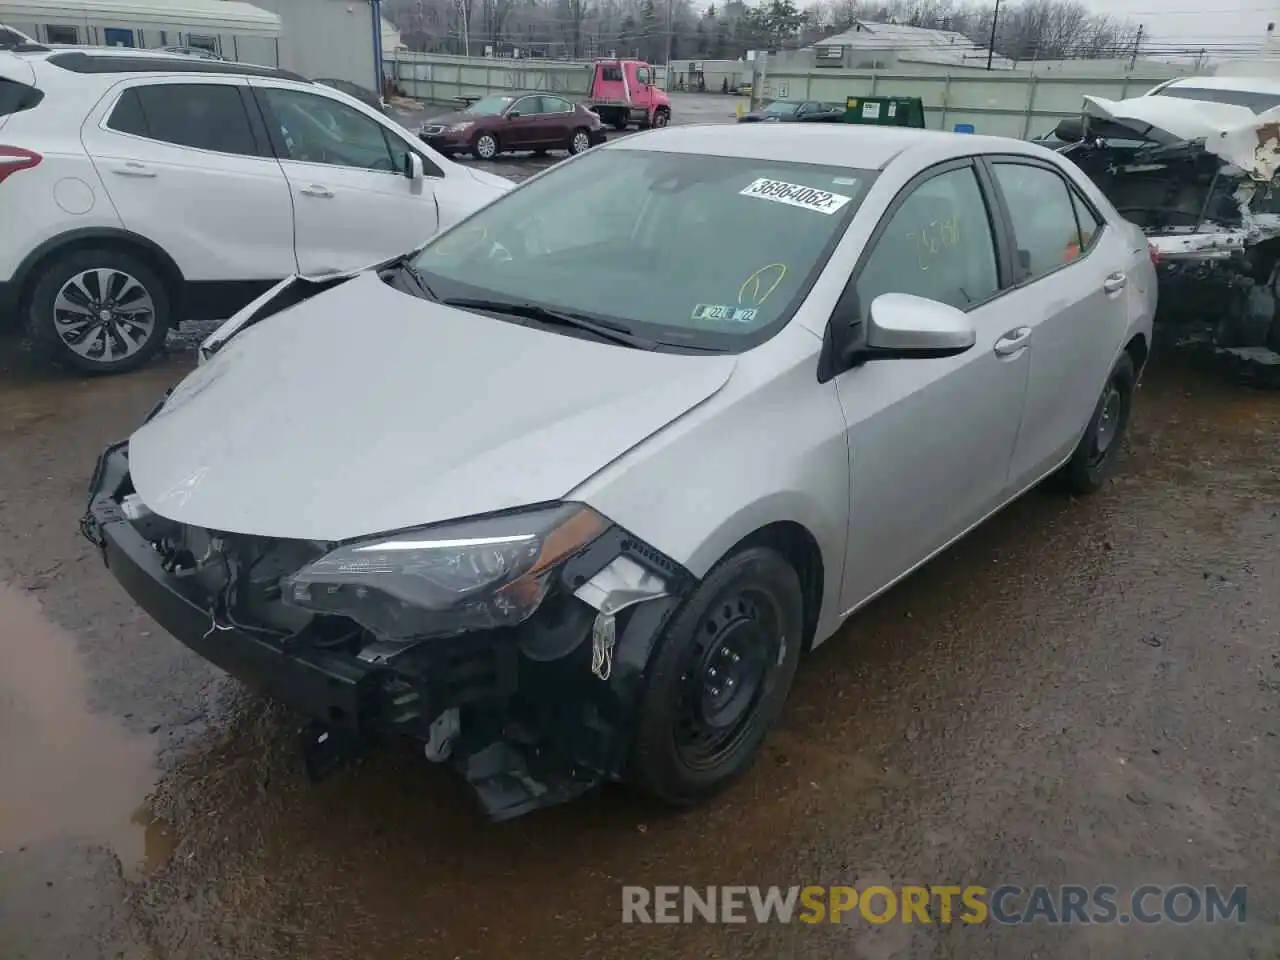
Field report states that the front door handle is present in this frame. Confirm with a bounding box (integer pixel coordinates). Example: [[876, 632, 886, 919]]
[[299, 185, 334, 198], [1103, 272, 1127, 294], [994, 326, 1032, 357], [111, 161, 156, 178]]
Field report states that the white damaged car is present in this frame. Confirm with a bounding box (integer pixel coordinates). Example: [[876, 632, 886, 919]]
[[83, 125, 1155, 820]]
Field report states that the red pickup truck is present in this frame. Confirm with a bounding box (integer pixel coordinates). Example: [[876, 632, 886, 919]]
[[586, 58, 671, 131]]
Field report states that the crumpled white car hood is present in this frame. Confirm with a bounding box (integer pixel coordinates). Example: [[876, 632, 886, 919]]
[[1084, 94, 1280, 181], [129, 272, 736, 542]]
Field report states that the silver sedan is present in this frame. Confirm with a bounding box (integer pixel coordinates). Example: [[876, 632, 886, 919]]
[[84, 123, 1157, 819]]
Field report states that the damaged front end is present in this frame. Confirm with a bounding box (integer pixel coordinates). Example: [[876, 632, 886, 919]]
[[81, 441, 695, 821], [1055, 96, 1280, 383]]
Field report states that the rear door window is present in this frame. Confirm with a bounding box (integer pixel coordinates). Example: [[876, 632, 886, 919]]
[[991, 162, 1086, 278], [106, 82, 260, 156], [0, 78, 44, 119]]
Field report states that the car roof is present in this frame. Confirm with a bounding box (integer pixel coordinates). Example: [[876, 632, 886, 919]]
[[604, 123, 1052, 171], [11, 46, 307, 83], [1158, 75, 1280, 94]]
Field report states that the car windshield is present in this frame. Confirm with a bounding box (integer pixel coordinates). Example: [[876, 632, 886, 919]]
[[465, 95, 514, 116], [410, 148, 873, 352], [763, 100, 799, 115]]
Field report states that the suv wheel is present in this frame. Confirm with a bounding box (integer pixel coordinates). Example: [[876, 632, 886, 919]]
[[628, 545, 803, 805], [25, 248, 171, 375]]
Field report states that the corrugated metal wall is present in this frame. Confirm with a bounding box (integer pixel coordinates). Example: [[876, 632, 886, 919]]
[[386, 49, 1186, 139]]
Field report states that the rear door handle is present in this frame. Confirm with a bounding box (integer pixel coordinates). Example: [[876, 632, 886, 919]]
[[111, 161, 156, 178], [299, 185, 334, 198], [994, 326, 1032, 357], [1103, 272, 1127, 294]]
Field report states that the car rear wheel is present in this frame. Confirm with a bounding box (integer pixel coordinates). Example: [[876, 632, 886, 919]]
[[629, 545, 803, 806], [1061, 353, 1136, 494], [568, 127, 591, 155], [473, 132, 499, 160], [24, 247, 171, 375]]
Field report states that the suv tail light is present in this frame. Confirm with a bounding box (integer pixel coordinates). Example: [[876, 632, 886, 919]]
[[1148, 241, 1161, 267], [0, 146, 41, 184]]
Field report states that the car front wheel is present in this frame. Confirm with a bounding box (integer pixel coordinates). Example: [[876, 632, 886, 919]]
[[629, 545, 803, 806], [25, 248, 171, 375], [1062, 352, 1136, 494]]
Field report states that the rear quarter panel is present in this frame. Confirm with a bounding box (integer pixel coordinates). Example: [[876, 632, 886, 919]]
[[0, 77, 124, 284]]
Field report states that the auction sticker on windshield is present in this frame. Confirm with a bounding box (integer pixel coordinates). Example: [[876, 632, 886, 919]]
[[740, 179, 852, 215]]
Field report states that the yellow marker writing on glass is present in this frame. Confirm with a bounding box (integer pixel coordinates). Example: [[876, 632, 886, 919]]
[[739, 263, 788, 307]]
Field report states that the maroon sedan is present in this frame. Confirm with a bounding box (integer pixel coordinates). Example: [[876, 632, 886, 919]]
[[420, 93, 606, 160]]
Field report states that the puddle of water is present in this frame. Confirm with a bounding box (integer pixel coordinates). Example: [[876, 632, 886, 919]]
[[0, 582, 159, 871]]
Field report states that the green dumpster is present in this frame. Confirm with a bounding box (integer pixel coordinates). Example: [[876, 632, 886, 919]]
[[843, 96, 926, 128]]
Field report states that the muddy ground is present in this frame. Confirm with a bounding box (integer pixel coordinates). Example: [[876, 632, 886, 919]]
[[2, 329, 1277, 960], [2, 123, 1279, 957]]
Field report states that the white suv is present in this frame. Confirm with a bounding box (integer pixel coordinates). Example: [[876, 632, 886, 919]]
[[0, 47, 512, 373]]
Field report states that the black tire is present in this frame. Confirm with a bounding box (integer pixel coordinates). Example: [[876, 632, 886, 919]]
[[629, 545, 803, 806], [1061, 353, 1136, 494], [24, 247, 171, 376], [651, 107, 671, 128], [612, 118, 629, 131], [567, 127, 591, 155], [472, 131, 499, 160]]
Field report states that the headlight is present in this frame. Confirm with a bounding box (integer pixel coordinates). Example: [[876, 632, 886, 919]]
[[281, 503, 607, 640], [447, 121, 474, 133]]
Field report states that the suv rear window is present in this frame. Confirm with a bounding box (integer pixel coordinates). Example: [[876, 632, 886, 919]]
[[0, 78, 44, 117], [1154, 86, 1280, 114]]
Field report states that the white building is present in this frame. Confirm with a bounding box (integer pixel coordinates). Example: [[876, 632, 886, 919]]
[[810, 20, 1014, 72], [0, 0, 385, 88]]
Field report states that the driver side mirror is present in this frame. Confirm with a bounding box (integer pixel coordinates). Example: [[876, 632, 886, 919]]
[[849, 293, 976, 363], [405, 152, 424, 182], [507, 110, 521, 119]]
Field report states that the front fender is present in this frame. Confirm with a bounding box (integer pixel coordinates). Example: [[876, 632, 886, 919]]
[[571, 326, 850, 646]]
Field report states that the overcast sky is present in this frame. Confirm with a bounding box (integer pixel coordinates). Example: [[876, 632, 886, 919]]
[[1075, 0, 1270, 49]]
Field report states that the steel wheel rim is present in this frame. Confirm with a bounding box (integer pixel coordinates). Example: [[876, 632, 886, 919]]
[[477, 136, 496, 158], [1091, 380, 1123, 464], [572, 131, 590, 153], [673, 586, 781, 771], [53, 268, 156, 363]]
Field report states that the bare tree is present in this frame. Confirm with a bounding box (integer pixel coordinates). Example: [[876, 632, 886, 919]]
[[384, 0, 1139, 62]]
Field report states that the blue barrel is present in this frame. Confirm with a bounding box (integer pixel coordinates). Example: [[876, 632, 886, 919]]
[[953, 123, 975, 134]]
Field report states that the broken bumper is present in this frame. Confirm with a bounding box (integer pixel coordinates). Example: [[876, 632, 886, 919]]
[[90, 494, 377, 731], [82, 441, 693, 820]]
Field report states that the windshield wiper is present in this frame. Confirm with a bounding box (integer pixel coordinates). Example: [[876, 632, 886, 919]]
[[396, 260, 437, 300], [441, 297, 654, 349]]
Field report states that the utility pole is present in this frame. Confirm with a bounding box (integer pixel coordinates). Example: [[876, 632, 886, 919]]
[[663, 0, 673, 87], [454, 0, 470, 56], [985, 0, 1000, 70], [1128, 23, 1143, 71]]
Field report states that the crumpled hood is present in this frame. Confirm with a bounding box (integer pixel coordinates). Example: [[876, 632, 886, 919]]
[[129, 274, 736, 542], [1084, 94, 1280, 181]]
